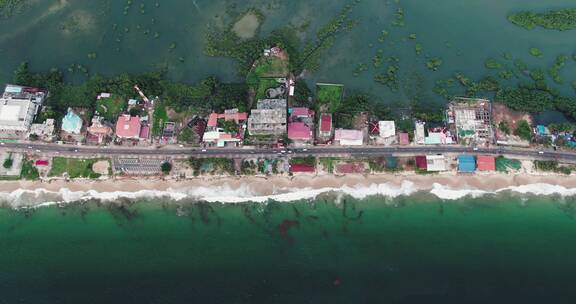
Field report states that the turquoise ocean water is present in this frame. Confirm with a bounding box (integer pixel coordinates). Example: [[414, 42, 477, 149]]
[[2, 194, 576, 303]]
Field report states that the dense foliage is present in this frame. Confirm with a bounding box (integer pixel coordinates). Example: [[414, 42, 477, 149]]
[[13, 63, 249, 121], [514, 120, 533, 141], [508, 9, 576, 31]]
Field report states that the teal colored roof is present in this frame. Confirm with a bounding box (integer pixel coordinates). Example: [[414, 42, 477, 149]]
[[537, 125, 546, 134], [458, 155, 476, 172], [62, 110, 82, 133], [425, 136, 441, 145]]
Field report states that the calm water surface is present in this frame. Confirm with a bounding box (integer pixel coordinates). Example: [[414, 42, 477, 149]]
[[0, 0, 575, 109], [2, 196, 576, 303]]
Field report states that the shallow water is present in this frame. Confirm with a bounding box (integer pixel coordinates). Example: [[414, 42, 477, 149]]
[[2, 195, 576, 302], [1, 0, 575, 110]]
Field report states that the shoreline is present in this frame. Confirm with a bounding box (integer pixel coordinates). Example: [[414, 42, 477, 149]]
[[1, 171, 576, 207]]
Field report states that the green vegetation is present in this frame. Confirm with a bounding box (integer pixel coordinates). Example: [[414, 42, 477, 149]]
[[20, 160, 39, 180], [290, 156, 316, 167], [426, 57, 443, 71], [508, 9, 576, 31], [484, 58, 502, 69], [161, 162, 172, 175], [496, 156, 521, 172], [514, 120, 533, 141], [316, 84, 343, 112], [374, 65, 399, 91], [255, 78, 281, 100], [548, 54, 569, 84], [319, 157, 338, 174], [152, 102, 168, 136], [188, 157, 234, 176], [0, 0, 28, 19], [529, 47, 543, 57], [498, 121, 511, 135], [495, 87, 553, 113], [96, 96, 126, 122], [534, 160, 572, 175], [205, 2, 357, 76], [49, 158, 102, 179], [292, 80, 313, 107], [3, 156, 12, 169], [415, 43, 423, 55]]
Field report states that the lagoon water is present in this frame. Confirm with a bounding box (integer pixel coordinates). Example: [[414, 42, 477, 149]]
[[1, 0, 576, 111], [2, 195, 576, 302]]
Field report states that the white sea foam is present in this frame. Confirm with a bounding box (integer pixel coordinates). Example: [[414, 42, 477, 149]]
[[1, 181, 575, 208]]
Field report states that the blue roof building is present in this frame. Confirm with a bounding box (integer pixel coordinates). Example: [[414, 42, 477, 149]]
[[61, 108, 82, 134], [458, 155, 476, 173]]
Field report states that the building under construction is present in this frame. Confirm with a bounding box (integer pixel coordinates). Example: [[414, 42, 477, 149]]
[[446, 97, 493, 145]]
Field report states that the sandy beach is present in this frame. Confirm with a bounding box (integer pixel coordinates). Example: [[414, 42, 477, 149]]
[[0, 171, 575, 208]]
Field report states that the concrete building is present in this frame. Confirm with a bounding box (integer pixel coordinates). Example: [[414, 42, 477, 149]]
[[0, 84, 47, 138], [447, 97, 493, 145], [426, 155, 446, 172], [203, 129, 241, 147], [414, 121, 425, 144], [334, 129, 364, 146], [247, 99, 287, 136], [87, 116, 113, 144], [115, 114, 142, 139], [29, 119, 55, 141], [317, 113, 333, 142], [288, 107, 314, 144], [207, 109, 248, 130]]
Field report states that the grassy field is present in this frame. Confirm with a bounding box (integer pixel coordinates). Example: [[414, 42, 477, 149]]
[[316, 84, 343, 112], [252, 57, 289, 78], [255, 78, 282, 100], [48, 158, 101, 178], [20, 160, 39, 180], [152, 103, 168, 136], [96, 96, 125, 122]]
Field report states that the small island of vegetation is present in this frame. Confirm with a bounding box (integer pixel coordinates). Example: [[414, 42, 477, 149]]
[[508, 8, 576, 31]]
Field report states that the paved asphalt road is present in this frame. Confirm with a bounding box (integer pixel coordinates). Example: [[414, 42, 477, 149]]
[[0, 141, 574, 162]]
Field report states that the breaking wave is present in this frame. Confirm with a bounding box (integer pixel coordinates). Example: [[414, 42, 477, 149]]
[[1, 181, 575, 208]]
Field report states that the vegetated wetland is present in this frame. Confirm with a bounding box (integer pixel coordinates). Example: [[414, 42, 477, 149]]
[[1, 0, 576, 120]]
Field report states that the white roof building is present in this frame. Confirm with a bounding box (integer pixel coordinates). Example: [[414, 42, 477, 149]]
[[426, 155, 446, 172], [0, 84, 46, 137], [378, 121, 396, 138], [415, 121, 425, 145], [334, 129, 364, 146]]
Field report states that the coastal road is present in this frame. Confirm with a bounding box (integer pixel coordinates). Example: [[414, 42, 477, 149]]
[[0, 142, 574, 163]]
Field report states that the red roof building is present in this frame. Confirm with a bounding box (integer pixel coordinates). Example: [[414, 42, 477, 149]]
[[139, 125, 150, 139], [207, 110, 248, 128], [320, 114, 332, 133], [288, 122, 312, 140], [415, 156, 427, 170], [290, 164, 315, 173], [477, 155, 496, 171], [291, 107, 311, 117], [399, 133, 410, 145], [115, 115, 142, 139]]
